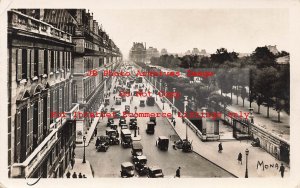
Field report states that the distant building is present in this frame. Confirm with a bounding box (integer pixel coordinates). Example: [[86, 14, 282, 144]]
[[161, 48, 168, 55], [146, 46, 160, 61], [267, 45, 280, 55], [192, 48, 200, 55], [129, 42, 147, 63], [185, 50, 191, 55]]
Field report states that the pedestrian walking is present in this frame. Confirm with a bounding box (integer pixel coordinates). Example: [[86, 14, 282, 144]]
[[113, 96, 115, 100], [95, 137, 100, 148], [94, 129, 97, 137], [237, 152, 242, 164], [66, 171, 71, 178], [173, 120, 176, 127], [175, 167, 181, 178], [70, 158, 75, 169], [78, 173, 83, 178], [218, 143, 223, 153], [279, 163, 285, 178], [72, 172, 77, 178]]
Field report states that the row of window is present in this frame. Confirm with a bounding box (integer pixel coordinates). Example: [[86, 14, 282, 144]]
[[83, 77, 96, 99], [13, 48, 72, 81]]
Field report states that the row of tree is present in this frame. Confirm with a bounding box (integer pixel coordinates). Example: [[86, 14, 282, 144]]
[[148, 46, 290, 122]]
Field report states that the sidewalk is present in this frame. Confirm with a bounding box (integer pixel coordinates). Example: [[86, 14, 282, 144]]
[[146, 78, 290, 178], [221, 91, 290, 141], [64, 158, 93, 178]]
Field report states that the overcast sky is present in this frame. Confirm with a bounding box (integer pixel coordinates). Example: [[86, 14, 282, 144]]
[[93, 9, 288, 58]]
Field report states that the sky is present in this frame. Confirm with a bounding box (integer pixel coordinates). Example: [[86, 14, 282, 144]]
[[92, 9, 289, 58]]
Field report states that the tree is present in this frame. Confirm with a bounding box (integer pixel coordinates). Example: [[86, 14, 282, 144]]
[[241, 87, 247, 107], [251, 46, 276, 67]]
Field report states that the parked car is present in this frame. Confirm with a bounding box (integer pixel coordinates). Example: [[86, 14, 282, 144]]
[[131, 142, 143, 162], [146, 96, 155, 106]]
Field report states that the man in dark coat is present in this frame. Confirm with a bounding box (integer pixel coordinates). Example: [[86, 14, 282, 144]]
[[94, 129, 97, 137], [173, 120, 176, 127], [175, 167, 181, 178], [66, 171, 71, 178], [238, 152, 242, 164], [218, 143, 223, 153], [279, 163, 285, 178], [95, 137, 100, 148], [72, 172, 77, 178], [78, 173, 83, 178], [70, 158, 75, 169]]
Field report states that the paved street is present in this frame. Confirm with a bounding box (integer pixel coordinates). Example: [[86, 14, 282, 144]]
[[74, 72, 234, 178]]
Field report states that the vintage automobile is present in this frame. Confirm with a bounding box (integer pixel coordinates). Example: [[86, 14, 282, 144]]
[[149, 116, 156, 126], [139, 100, 145, 107], [134, 155, 148, 176], [129, 121, 137, 130], [131, 142, 143, 162], [112, 110, 121, 119], [115, 97, 122, 105], [147, 166, 164, 178], [182, 140, 193, 152], [97, 135, 110, 152], [156, 136, 169, 151], [146, 96, 155, 106], [251, 138, 260, 147], [120, 162, 135, 178], [104, 98, 110, 106], [121, 129, 132, 148], [146, 121, 155, 134], [125, 105, 130, 113], [119, 116, 127, 126], [106, 128, 120, 145], [107, 118, 114, 127], [109, 124, 118, 130], [120, 123, 128, 129]]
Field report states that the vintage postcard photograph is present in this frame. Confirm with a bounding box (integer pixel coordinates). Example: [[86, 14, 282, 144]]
[[1, 0, 300, 187]]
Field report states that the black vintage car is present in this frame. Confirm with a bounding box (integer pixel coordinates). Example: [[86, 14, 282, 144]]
[[148, 166, 164, 178], [106, 128, 120, 145], [119, 116, 126, 126], [129, 121, 137, 130], [156, 136, 169, 151], [182, 140, 193, 152], [97, 136, 110, 152], [107, 118, 114, 127], [149, 116, 156, 126], [131, 142, 143, 162], [120, 162, 135, 178], [146, 121, 155, 134], [121, 129, 132, 148], [139, 100, 145, 107], [134, 155, 148, 176], [146, 96, 155, 106]]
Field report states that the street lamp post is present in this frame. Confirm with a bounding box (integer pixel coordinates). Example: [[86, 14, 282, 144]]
[[173, 88, 176, 105], [82, 136, 86, 163], [245, 148, 249, 178], [159, 79, 162, 92], [184, 96, 188, 140]]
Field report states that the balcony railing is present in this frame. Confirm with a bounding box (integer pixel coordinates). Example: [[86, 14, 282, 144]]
[[8, 10, 72, 43]]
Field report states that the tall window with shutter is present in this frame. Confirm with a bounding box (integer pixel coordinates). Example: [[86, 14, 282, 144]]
[[21, 49, 27, 79], [34, 49, 38, 76], [30, 49, 34, 78], [39, 49, 44, 76], [44, 50, 48, 75], [50, 50, 54, 73], [50, 90, 54, 123], [15, 48, 22, 81], [15, 111, 21, 162]]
